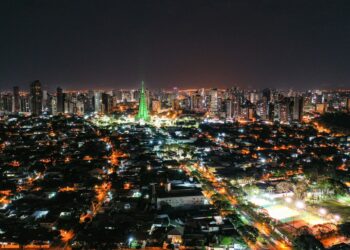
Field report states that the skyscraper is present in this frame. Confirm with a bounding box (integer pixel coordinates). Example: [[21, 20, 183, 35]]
[[30, 80, 43, 116], [57, 87, 64, 113], [136, 81, 149, 121], [209, 88, 218, 116], [225, 99, 233, 119], [93, 91, 102, 113], [292, 96, 304, 121], [13, 86, 20, 113], [102, 92, 112, 114]]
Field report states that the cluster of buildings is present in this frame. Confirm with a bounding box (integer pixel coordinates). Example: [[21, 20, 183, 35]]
[[0, 98, 349, 249], [1, 81, 350, 123], [0, 80, 350, 249], [0, 115, 249, 249]]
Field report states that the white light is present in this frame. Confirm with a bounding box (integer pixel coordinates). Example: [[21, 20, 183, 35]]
[[334, 214, 341, 221], [319, 208, 327, 215], [295, 201, 305, 209], [285, 197, 292, 203]]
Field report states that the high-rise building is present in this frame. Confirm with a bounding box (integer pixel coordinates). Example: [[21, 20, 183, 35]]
[[136, 81, 149, 121], [257, 98, 268, 120], [30, 80, 43, 116], [316, 103, 327, 114], [346, 98, 350, 112], [122, 90, 132, 102], [50, 95, 57, 115], [42, 90, 48, 112], [191, 93, 203, 111], [225, 99, 233, 119], [0, 93, 13, 113], [292, 96, 304, 121], [151, 99, 161, 113], [262, 88, 271, 103], [84, 90, 95, 114], [172, 99, 180, 111], [13, 86, 20, 113], [93, 91, 102, 113], [57, 87, 64, 113], [20, 94, 30, 112], [102, 92, 112, 114], [113, 90, 123, 103], [209, 88, 218, 116], [232, 94, 242, 119]]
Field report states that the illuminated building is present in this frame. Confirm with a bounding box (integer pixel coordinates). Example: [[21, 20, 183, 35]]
[[93, 91, 102, 113], [209, 88, 218, 116], [122, 90, 132, 102], [191, 93, 204, 111], [0, 93, 12, 113], [232, 95, 241, 119], [151, 99, 161, 113], [172, 99, 180, 111], [30, 80, 43, 116], [225, 99, 233, 119], [257, 97, 269, 120], [279, 99, 292, 122], [13, 86, 20, 113], [316, 103, 327, 114], [19, 94, 30, 112], [248, 107, 255, 120], [136, 81, 149, 121], [75, 100, 85, 115], [51, 95, 57, 115]]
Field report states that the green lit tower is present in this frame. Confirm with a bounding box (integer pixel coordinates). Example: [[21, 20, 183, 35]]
[[136, 81, 150, 121]]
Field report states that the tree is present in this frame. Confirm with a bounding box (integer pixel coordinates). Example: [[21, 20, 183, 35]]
[[220, 236, 233, 246], [292, 234, 324, 250], [276, 181, 294, 193], [244, 184, 260, 196], [316, 179, 348, 199], [266, 186, 275, 193], [339, 222, 350, 237], [294, 181, 308, 200]]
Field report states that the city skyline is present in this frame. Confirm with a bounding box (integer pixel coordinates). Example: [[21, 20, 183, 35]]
[[1, 0, 350, 90], [1, 1, 350, 248]]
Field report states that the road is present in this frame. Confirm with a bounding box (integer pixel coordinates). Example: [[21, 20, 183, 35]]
[[181, 162, 291, 250]]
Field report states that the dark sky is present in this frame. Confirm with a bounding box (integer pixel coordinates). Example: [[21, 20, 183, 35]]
[[1, 0, 350, 90]]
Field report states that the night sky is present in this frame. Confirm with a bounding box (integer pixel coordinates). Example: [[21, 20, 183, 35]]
[[1, 0, 350, 90]]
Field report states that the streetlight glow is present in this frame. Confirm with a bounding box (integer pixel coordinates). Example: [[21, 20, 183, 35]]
[[295, 201, 305, 209], [319, 208, 327, 215]]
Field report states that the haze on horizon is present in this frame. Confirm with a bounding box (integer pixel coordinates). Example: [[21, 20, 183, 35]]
[[0, 0, 350, 91]]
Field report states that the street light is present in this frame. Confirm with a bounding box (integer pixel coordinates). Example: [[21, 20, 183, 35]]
[[319, 208, 327, 215], [285, 197, 292, 203], [295, 201, 305, 209], [334, 214, 341, 222]]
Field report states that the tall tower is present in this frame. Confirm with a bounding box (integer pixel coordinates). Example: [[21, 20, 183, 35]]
[[136, 81, 149, 121], [13, 86, 20, 113], [56, 87, 64, 113], [209, 88, 218, 116], [30, 80, 43, 116], [293, 96, 304, 121]]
